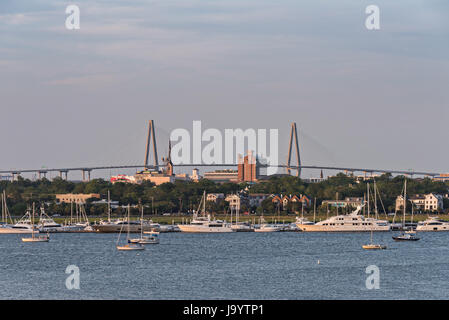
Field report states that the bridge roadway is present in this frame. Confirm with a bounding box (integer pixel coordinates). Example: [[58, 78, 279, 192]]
[[0, 163, 442, 177]]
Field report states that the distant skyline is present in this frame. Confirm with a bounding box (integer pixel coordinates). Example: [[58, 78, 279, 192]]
[[1, 0, 448, 180]]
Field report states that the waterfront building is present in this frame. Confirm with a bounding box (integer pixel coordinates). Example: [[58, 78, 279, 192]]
[[203, 169, 239, 183], [207, 193, 225, 203], [433, 174, 449, 182], [395, 193, 444, 212], [56, 193, 100, 204], [110, 174, 137, 184], [322, 197, 363, 208], [238, 151, 260, 183], [225, 194, 241, 211], [191, 168, 201, 182], [272, 194, 311, 209]]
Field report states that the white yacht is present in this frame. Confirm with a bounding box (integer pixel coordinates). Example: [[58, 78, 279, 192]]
[[0, 209, 35, 234], [37, 207, 66, 232], [94, 219, 160, 233], [296, 205, 390, 232], [178, 215, 233, 233], [416, 217, 449, 232], [177, 191, 233, 233]]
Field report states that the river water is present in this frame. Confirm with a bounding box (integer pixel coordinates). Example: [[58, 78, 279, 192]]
[[0, 231, 447, 299]]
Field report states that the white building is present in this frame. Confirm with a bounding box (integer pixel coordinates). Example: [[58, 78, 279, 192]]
[[425, 193, 444, 212], [225, 194, 241, 210], [396, 193, 444, 212], [206, 193, 225, 203]]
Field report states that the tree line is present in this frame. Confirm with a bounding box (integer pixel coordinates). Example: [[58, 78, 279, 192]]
[[0, 173, 448, 217]]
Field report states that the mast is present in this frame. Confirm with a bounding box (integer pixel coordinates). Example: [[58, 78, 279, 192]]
[[32, 203, 35, 239], [313, 197, 316, 223], [1, 191, 4, 223], [301, 201, 304, 220], [127, 204, 130, 240], [367, 183, 370, 219], [107, 190, 111, 222], [374, 179, 378, 219], [203, 191, 206, 216], [70, 200, 73, 225], [140, 204, 144, 239], [403, 179, 407, 229]]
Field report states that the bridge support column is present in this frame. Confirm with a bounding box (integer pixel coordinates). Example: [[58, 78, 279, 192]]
[[82, 170, 92, 182]]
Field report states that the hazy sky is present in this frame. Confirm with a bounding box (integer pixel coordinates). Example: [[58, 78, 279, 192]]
[[1, 0, 448, 180]]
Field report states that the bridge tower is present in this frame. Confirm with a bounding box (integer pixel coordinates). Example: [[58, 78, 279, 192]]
[[286, 122, 301, 177], [144, 120, 159, 170]]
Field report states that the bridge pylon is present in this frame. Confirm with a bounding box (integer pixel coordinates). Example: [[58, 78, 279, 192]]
[[286, 122, 301, 177], [144, 120, 159, 170]]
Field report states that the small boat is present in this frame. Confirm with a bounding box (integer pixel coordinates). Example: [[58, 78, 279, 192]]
[[135, 232, 160, 244], [116, 243, 145, 251], [393, 232, 420, 241], [362, 181, 387, 250], [22, 203, 50, 243], [116, 205, 145, 251], [392, 179, 420, 242], [362, 244, 387, 250], [129, 206, 160, 244]]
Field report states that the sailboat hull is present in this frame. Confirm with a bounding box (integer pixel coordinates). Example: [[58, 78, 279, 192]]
[[392, 236, 420, 241], [116, 244, 145, 251], [21, 236, 49, 242], [362, 244, 387, 250]]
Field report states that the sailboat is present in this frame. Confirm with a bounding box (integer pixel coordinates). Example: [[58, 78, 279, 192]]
[[22, 203, 50, 242], [116, 205, 145, 251], [363, 181, 387, 250], [129, 204, 160, 244], [392, 179, 420, 241]]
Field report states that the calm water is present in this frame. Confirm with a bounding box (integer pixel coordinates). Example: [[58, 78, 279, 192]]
[[0, 231, 448, 299]]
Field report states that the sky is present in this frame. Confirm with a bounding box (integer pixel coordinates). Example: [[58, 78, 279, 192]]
[[0, 0, 448, 180]]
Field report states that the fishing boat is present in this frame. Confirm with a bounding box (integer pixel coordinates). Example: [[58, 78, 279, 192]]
[[362, 181, 387, 250], [37, 206, 66, 232], [392, 179, 420, 242], [116, 205, 145, 251], [0, 205, 35, 234], [177, 191, 233, 233], [22, 204, 49, 242]]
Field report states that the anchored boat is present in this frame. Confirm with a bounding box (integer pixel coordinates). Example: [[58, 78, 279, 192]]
[[116, 205, 145, 251]]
